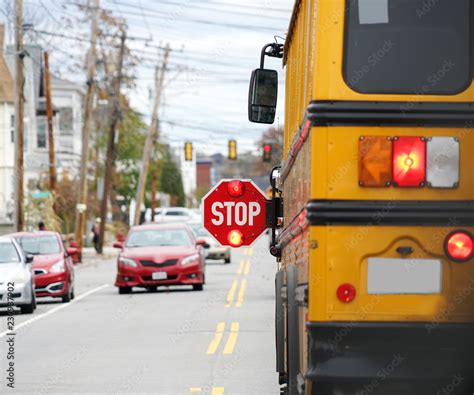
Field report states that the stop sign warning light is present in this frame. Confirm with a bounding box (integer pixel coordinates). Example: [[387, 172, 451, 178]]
[[203, 179, 268, 247]]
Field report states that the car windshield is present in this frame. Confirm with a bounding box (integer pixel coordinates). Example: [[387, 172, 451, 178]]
[[344, 0, 471, 94], [165, 211, 188, 216], [188, 223, 210, 238], [0, 242, 20, 263], [16, 236, 61, 255], [126, 229, 193, 248]]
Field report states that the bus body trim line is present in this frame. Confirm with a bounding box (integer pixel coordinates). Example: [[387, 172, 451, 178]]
[[307, 200, 474, 226], [308, 101, 474, 127]]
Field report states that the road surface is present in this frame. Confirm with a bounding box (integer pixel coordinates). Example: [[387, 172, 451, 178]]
[[0, 238, 279, 395]]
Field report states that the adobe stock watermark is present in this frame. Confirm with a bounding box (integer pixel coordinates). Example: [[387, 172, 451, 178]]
[[5, 281, 16, 390], [356, 354, 406, 395]]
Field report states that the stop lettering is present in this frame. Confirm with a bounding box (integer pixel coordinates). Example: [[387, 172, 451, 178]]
[[202, 180, 268, 247]]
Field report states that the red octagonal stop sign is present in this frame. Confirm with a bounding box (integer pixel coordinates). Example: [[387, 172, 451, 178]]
[[202, 179, 268, 247]]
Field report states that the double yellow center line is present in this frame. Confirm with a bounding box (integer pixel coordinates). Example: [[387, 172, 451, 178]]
[[190, 387, 224, 395], [206, 322, 240, 355], [226, 259, 250, 308]]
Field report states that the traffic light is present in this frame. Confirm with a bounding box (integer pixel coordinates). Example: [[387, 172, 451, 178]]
[[263, 143, 272, 162], [228, 140, 237, 161], [184, 142, 193, 161]]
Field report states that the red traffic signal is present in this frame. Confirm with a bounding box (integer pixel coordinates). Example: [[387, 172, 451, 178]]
[[263, 144, 272, 162]]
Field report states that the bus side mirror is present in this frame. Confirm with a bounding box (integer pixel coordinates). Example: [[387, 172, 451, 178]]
[[248, 69, 278, 124]]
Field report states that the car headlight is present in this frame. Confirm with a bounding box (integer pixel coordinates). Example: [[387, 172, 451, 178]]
[[119, 257, 138, 268], [50, 260, 66, 273], [181, 254, 200, 266]]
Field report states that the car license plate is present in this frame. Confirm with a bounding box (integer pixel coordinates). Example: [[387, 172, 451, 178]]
[[368, 258, 441, 295], [152, 272, 167, 280]]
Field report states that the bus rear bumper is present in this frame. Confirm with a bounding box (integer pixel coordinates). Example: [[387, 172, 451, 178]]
[[306, 322, 474, 394]]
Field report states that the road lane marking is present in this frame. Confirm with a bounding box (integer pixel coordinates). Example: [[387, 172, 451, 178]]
[[244, 260, 251, 275], [0, 284, 109, 339], [235, 279, 247, 308], [237, 260, 244, 274], [225, 280, 238, 308], [189, 388, 224, 395], [223, 322, 239, 355], [207, 322, 225, 355]]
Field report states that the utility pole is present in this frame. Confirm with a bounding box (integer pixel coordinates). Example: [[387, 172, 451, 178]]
[[133, 44, 170, 226], [75, 0, 100, 252], [97, 28, 127, 254], [43, 51, 57, 195], [14, 0, 25, 232]]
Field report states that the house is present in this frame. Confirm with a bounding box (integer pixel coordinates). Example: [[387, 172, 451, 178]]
[[0, 25, 15, 228], [2, 35, 84, 213]]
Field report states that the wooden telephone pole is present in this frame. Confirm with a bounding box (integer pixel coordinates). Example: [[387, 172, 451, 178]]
[[14, 0, 25, 232], [133, 44, 170, 226], [75, 0, 100, 251], [43, 51, 57, 195], [97, 28, 127, 254]]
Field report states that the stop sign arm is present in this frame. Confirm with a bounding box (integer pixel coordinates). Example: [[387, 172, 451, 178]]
[[265, 197, 283, 229]]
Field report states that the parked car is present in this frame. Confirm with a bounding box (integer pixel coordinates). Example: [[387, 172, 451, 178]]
[[154, 207, 194, 223], [114, 223, 209, 294], [188, 221, 231, 264], [0, 237, 36, 314], [13, 232, 76, 303]]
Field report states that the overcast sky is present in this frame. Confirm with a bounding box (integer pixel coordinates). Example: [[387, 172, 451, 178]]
[[1, 0, 293, 156]]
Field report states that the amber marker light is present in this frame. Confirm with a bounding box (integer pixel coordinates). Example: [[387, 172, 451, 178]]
[[358, 136, 393, 187]]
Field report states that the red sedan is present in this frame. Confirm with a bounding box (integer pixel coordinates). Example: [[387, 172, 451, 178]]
[[13, 232, 76, 303], [114, 223, 208, 294]]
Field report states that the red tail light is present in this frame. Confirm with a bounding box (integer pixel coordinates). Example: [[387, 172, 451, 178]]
[[228, 230, 244, 247], [445, 231, 473, 262], [337, 284, 356, 303], [392, 137, 426, 187], [227, 180, 245, 198]]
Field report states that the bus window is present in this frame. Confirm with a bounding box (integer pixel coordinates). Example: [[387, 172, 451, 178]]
[[344, 0, 471, 95]]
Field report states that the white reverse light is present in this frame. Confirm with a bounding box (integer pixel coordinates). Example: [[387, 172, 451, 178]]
[[427, 137, 460, 188]]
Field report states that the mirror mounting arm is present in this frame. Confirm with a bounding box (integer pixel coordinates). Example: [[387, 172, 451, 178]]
[[260, 43, 284, 69]]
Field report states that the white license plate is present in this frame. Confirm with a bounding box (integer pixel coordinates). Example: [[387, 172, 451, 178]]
[[368, 258, 442, 295], [152, 272, 168, 280]]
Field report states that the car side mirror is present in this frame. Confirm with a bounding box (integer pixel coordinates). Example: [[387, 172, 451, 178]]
[[113, 241, 124, 250], [196, 239, 210, 249], [25, 254, 34, 264], [248, 68, 278, 124]]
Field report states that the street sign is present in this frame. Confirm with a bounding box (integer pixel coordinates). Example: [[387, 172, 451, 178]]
[[202, 179, 268, 247]]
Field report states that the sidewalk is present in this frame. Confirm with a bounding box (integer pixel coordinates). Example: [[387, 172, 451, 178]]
[[82, 247, 118, 263]]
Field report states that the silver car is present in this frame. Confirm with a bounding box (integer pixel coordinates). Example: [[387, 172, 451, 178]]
[[187, 221, 231, 264], [0, 237, 36, 314]]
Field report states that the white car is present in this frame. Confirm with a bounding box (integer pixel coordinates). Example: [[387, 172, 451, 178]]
[[0, 237, 37, 314], [153, 208, 194, 223]]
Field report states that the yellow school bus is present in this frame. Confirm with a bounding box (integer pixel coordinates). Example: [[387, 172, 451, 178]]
[[249, 1, 474, 394]]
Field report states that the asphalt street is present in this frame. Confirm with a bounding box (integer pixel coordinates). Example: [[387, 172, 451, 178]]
[[0, 237, 279, 395]]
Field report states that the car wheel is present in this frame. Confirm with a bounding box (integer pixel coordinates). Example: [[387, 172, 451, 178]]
[[20, 300, 35, 314], [224, 257, 231, 264], [193, 284, 204, 291], [71, 287, 75, 300], [61, 287, 72, 303], [119, 287, 132, 295]]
